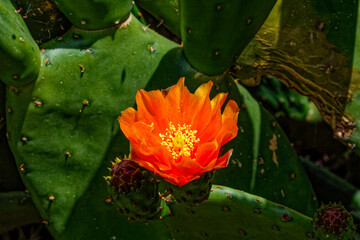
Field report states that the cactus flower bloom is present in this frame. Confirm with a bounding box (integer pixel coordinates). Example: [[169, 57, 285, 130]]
[[118, 78, 239, 186]]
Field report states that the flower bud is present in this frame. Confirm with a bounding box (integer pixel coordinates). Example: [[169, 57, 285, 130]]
[[313, 203, 356, 240], [105, 158, 160, 222]]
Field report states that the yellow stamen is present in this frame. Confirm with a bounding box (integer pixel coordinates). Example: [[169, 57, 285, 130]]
[[159, 122, 199, 160]]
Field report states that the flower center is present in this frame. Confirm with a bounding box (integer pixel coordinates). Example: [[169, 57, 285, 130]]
[[160, 122, 200, 160]]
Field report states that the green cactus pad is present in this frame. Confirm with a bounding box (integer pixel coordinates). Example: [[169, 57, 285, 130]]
[[0, 0, 40, 86], [179, 0, 276, 75], [6, 15, 177, 239], [162, 185, 315, 240], [0, 82, 24, 191], [212, 78, 319, 217], [53, 0, 133, 29], [136, 0, 180, 36]]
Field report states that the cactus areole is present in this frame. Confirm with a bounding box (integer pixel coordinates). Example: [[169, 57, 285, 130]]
[[118, 78, 239, 186]]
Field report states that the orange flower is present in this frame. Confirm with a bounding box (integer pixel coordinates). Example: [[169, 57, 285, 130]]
[[118, 78, 239, 186]]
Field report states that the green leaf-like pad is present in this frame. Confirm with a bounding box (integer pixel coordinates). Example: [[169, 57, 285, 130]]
[[6, 16, 177, 239]]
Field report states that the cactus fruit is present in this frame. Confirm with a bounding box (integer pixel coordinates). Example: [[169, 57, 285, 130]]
[[105, 158, 160, 222], [168, 171, 214, 206], [312, 203, 356, 240]]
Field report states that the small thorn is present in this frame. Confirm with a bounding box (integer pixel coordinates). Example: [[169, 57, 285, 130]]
[[65, 151, 71, 159], [20, 163, 25, 173], [156, 19, 164, 28], [83, 99, 89, 106], [79, 64, 85, 73], [34, 100, 43, 107]]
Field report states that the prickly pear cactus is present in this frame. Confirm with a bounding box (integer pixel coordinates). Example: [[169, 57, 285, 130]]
[[0, 0, 358, 240]]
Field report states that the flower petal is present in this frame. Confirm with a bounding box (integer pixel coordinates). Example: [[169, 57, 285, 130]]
[[156, 172, 181, 186], [213, 149, 233, 169], [215, 100, 239, 146], [165, 78, 199, 125], [211, 92, 228, 110], [189, 82, 214, 134], [216, 118, 239, 147], [118, 108, 148, 145], [195, 142, 219, 167], [118, 107, 137, 125], [196, 93, 228, 142], [136, 89, 168, 132], [131, 145, 172, 172], [179, 157, 203, 185], [194, 81, 213, 99], [222, 100, 239, 123]]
